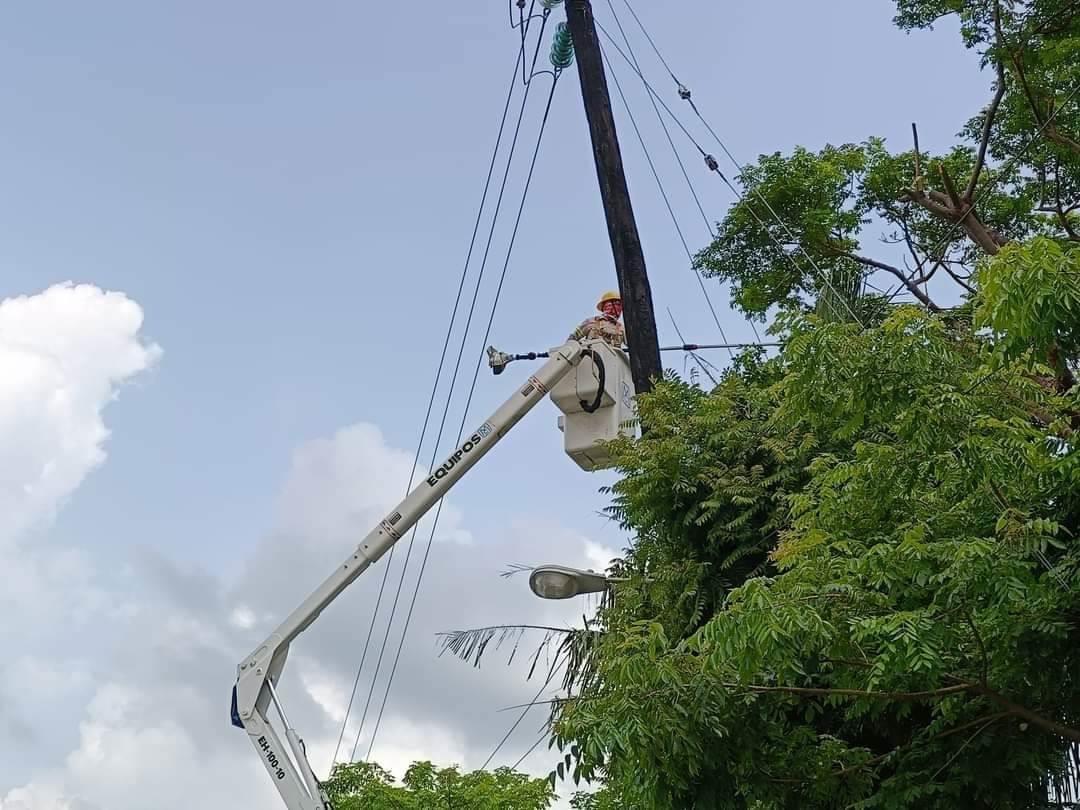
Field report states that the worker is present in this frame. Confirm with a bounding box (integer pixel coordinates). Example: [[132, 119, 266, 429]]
[[570, 291, 626, 349]]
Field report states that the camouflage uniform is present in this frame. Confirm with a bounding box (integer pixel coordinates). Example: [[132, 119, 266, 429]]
[[570, 315, 625, 349]]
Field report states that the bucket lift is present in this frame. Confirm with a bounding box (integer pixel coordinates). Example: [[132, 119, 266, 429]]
[[232, 338, 636, 810], [548, 340, 636, 470]]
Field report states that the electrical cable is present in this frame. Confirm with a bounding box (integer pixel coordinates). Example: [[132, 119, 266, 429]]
[[363, 69, 565, 763], [511, 727, 551, 771], [600, 42, 736, 360], [619, 0, 680, 87], [348, 12, 554, 763], [593, 19, 866, 328], [611, 5, 1080, 500], [605, 2, 709, 234], [667, 307, 718, 386], [483, 650, 567, 771], [603, 0, 761, 343], [329, 23, 534, 771], [614, 0, 1080, 320]]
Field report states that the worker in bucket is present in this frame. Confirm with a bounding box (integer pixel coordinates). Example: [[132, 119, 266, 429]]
[[570, 291, 626, 349]]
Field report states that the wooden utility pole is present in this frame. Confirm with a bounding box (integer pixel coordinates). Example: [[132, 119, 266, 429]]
[[564, 0, 662, 395]]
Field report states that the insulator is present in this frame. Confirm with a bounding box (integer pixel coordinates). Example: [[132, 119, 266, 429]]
[[540, 0, 565, 8], [550, 22, 574, 70]]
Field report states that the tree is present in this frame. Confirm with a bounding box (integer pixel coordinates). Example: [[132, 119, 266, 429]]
[[539, 1, 1080, 807], [323, 760, 555, 810]]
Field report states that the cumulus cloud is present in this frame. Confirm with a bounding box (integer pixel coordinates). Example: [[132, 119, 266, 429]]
[[0, 283, 160, 791], [0, 282, 161, 545], [0, 285, 620, 810]]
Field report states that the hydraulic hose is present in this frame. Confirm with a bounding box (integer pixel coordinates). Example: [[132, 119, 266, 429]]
[[579, 349, 606, 413]]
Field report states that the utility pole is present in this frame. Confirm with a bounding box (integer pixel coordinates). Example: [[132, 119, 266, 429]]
[[564, 0, 662, 395]]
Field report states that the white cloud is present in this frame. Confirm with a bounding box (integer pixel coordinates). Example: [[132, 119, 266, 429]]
[[229, 605, 257, 631], [0, 283, 159, 810], [2, 657, 90, 703], [0, 288, 615, 808], [583, 539, 620, 574], [0, 781, 87, 810], [0, 282, 161, 545]]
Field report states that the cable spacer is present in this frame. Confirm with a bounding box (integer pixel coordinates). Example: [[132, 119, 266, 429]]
[[677, 84, 691, 101], [704, 154, 719, 172]]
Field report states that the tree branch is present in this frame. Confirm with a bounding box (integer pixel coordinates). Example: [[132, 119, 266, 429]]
[[965, 682, 1080, 743], [1046, 127, 1080, 155], [965, 612, 989, 686], [940, 164, 965, 210], [967, 9, 1007, 202], [914, 178, 1005, 256], [836, 251, 942, 311], [912, 122, 924, 191], [767, 711, 1012, 785], [727, 682, 969, 701], [942, 262, 977, 293], [1054, 167, 1080, 241], [1008, 43, 1080, 157]]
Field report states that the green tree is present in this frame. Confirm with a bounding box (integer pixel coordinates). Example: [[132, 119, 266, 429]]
[[540, 1, 1080, 807], [323, 760, 555, 810]]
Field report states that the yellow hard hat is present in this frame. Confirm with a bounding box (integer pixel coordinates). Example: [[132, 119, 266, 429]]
[[596, 290, 622, 311]]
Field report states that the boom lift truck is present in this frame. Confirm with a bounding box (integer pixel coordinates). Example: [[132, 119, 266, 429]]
[[230, 338, 636, 810]]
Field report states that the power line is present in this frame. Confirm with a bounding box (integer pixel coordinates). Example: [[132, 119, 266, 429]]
[[615, 0, 1080, 318], [600, 42, 735, 360], [606, 1, 710, 234], [593, 19, 866, 328], [667, 307, 718, 386], [606, 0, 762, 342], [349, 11, 555, 763], [482, 650, 566, 770], [511, 727, 551, 771], [364, 69, 565, 763], [619, 0, 681, 87], [330, 14, 537, 771]]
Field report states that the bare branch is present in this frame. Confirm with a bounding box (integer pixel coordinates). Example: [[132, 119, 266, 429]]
[[912, 122, 924, 191], [837, 250, 942, 312], [1046, 126, 1080, 155], [909, 181, 1005, 256], [968, 7, 1008, 201], [939, 164, 965, 210], [942, 263, 977, 293]]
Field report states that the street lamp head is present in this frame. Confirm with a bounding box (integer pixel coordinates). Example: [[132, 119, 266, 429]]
[[528, 565, 610, 600]]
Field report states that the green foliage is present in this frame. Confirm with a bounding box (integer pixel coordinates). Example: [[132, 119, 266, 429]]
[[976, 236, 1080, 371], [532, 3, 1080, 806], [695, 0, 1079, 322], [323, 760, 555, 810], [693, 144, 870, 318], [551, 301, 1080, 808], [570, 785, 625, 809]]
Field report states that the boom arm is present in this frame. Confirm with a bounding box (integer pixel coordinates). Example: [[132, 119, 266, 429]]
[[231, 340, 588, 810]]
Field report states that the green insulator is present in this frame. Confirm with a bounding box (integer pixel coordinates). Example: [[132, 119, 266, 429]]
[[540, 0, 565, 8], [550, 22, 574, 70]]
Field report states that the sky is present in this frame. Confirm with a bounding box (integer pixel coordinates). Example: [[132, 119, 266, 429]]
[[0, 2, 991, 808]]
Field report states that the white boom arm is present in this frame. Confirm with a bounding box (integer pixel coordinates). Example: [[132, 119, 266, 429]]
[[231, 340, 589, 810]]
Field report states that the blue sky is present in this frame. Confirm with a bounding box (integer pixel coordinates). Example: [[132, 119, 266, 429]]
[[0, 2, 991, 807]]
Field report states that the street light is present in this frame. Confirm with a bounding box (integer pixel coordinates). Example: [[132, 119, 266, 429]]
[[528, 565, 616, 600]]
